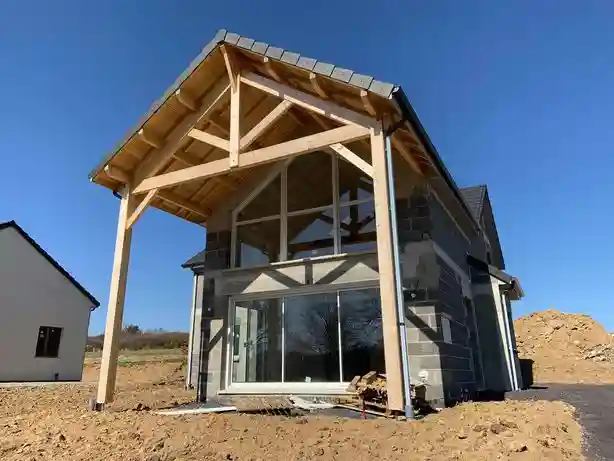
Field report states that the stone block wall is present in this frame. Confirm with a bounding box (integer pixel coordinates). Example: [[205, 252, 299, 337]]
[[397, 187, 480, 406]]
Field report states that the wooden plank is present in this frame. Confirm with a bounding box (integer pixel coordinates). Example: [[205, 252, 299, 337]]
[[174, 88, 197, 111], [360, 90, 377, 116], [309, 72, 328, 99], [132, 76, 230, 188], [133, 124, 370, 193], [329, 143, 374, 177], [188, 128, 230, 152], [240, 72, 377, 128], [229, 77, 240, 167], [263, 57, 281, 82], [125, 188, 157, 229], [239, 100, 293, 151], [370, 123, 404, 412], [157, 190, 210, 217], [96, 189, 135, 406]]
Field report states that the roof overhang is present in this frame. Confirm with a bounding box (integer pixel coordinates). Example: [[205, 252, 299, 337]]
[[467, 254, 524, 300], [88, 29, 480, 230]]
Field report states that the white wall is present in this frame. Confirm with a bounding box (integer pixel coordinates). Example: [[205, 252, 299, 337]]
[[0, 228, 93, 381]]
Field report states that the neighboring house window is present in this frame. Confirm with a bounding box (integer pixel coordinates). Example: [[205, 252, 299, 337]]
[[233, 153, 376, 268], [35, 326, 62, 358]]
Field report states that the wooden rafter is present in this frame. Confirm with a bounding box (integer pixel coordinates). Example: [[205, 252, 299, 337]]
[[132, 76, 230, 187], [263, 57, 281, 82], [360, 90, 377, 117], [157, 190, 210, 218], [391, 135, 422, 176], [138, 129, 163, 149], [174, 88, 197, 111], [220, 45, 238, 90], [309, 73, 328, 99], [239, 100, 293, 151], [104, 165, 130, 183], [188, 128, 230, 151], [240, 72, 377, 128], [134, 125, 370, 194]]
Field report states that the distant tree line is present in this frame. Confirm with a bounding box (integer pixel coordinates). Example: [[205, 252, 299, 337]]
[[86, 324, 189, 351]]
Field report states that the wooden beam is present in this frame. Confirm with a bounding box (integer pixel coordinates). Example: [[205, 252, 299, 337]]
[[239, 100, 293, 151], [188, 128, 230, 152], [125, 188, 157, 229], [133, 124, 370, 194], [174, 88, 197, 111], [132, 76, 230, 188], [157, 190, 210, 218], [370, 123, 404, 412], [220, 45, 238, 91], [229, 76, 241, 167], [360, 90, 377, 117], [138, 129, 163, 149], [329, 143, 374, 177], [309, 73, 328, 99], [391, 135, 422, 176], [104, 165, 130, 184], [96, 189, 135, 406], [263, 57, 281, 82], [240, 72, 377, 128]]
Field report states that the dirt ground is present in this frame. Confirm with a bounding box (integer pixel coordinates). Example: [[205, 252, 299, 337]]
[[0, 351, 584, 461], [515, 310, 614, 384]]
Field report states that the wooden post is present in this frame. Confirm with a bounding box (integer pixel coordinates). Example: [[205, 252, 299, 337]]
[[370, 123, 405, 411], [95, 188, 135, 407]]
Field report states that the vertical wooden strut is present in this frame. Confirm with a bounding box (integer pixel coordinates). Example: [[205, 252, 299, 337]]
[[95, 188, 135, 407], [370, 122, 405, 411]]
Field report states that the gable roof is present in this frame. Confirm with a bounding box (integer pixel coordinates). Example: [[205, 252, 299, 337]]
[[0, 221, 100, 308], [460, 185, 487, 222], [88, 29, 479, 232]]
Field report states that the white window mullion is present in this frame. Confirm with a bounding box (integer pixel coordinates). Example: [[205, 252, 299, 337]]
[[336, 291, 343, 382], [281, 297, 286, 382]]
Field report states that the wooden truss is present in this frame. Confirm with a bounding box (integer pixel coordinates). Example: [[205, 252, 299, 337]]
[[96, 55, 407, 411]]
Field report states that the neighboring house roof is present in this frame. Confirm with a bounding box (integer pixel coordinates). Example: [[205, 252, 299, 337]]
[[467, 254, 524, 300], [460, 185, 487, 222], [0, 221, 100, 308], [182, 249, 207, 269], [88, 28, 479, 232]]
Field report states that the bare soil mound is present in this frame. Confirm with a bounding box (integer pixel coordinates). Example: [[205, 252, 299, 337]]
[[515, 309, 614, 383]]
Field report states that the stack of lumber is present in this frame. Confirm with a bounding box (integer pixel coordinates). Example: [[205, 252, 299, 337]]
[[342, 371, 429, 417]]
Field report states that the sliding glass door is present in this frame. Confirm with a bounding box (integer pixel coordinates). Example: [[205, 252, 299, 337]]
[[229, 287, 383, 386]]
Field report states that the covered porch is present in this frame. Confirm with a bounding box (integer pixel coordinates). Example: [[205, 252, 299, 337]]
[[89, 30, 449, 413]]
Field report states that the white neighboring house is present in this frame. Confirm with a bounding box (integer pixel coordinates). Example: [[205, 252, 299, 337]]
[[0, 221, 99, 382]]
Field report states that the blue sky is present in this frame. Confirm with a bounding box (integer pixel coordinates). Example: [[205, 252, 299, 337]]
[[1, 1, 613, 333]]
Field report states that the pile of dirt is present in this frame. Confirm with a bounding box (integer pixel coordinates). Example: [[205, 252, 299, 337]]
[[0, 358, 583, 460], [515, 309, 614, 383]]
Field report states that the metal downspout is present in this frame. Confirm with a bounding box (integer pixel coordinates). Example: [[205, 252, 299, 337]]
[[384, 134, 413, 418]]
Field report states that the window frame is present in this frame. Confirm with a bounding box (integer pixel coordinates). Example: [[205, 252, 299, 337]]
[[230, 154, 376, 269], [35, 326, 63, 358]]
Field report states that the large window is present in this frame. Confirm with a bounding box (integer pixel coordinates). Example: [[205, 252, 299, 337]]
[[229, 288, 383, 385], [35, 326, 62, 358], [233, 153, 377, 268]]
